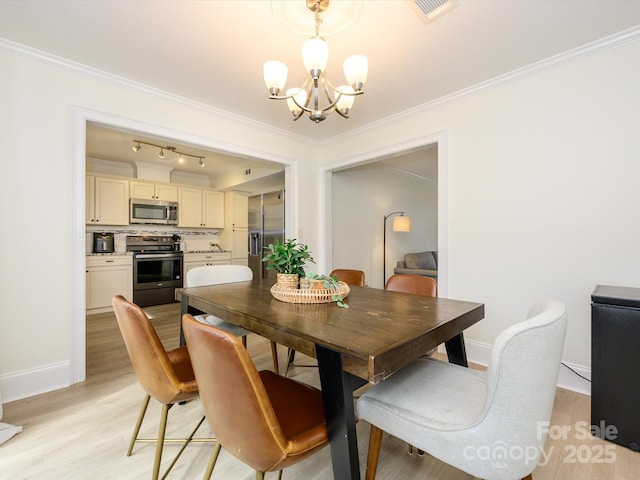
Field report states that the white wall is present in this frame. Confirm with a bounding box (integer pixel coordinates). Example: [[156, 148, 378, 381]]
[[2, 33, 639, 401], [318, 37, 640, 394], [0, 44, 317, 402], [332, 150, 438, 289]]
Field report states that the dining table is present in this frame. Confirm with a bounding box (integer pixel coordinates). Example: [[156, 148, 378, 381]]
[[176, 279, 484, 480]]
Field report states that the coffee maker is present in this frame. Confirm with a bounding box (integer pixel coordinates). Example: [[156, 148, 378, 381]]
[[93, 232, 115, 253]]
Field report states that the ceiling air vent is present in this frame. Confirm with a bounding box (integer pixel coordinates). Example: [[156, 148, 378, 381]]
[[408, 0, 458, 23]]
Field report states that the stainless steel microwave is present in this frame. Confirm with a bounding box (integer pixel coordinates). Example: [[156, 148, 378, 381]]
[[130, 199, 178, 225]]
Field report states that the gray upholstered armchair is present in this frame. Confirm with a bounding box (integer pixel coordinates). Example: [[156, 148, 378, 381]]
[[394, 251, 437, 279]]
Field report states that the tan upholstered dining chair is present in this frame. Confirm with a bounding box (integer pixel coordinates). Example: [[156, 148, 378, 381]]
[[182, 313, 328, 480], [358, 299, 567, 480], [112, 295, 214, 480], [186, 264, 280, 374], [384, 272, 439, 455]]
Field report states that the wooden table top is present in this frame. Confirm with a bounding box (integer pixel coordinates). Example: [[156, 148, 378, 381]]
[[176, 279, 484, 384]]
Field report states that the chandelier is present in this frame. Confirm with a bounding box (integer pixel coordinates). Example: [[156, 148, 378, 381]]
[[132, 140, 205, 167], [263, 0, 368, 123]]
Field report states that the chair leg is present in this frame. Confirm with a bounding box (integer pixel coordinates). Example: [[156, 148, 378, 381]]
[[270, 341, 279, 374], [256, 472, 265, 480], [202, 442, 222, 480], [152, 403, 171, 480], [160, 415, 208, 480], [284, 348, 294, 377], [241, 335, 248, 348], [407, 444, 425, 456], [365, 425, 384, 480], [128, 394, 151, 456]]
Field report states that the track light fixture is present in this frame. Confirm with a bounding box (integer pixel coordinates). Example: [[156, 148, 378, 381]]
[[132, 140, 205, 167]]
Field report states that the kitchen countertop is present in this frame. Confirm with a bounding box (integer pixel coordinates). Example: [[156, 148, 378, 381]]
[[185, 250, 231, 254], [86, 252, 133, 256]]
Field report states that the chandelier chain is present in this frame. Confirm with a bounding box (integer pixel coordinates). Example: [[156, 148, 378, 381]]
[[314, 1, 323, 37]]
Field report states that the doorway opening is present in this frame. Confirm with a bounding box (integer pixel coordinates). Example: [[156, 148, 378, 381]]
[[320, 131, 448, 295], [72, 108, 295, 385]]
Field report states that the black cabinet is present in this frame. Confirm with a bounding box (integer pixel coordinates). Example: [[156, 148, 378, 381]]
[[591, 284, 640, 451]]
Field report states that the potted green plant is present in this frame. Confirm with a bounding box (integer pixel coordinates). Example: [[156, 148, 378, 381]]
[[304, 271, 349, 308], [262, 239, 314, 289]]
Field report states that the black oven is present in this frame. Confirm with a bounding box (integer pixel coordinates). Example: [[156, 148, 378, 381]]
[[127, 235, 183, 307]]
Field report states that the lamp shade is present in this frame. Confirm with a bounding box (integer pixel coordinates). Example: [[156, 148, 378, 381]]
[[264, 61, 288, 93], [392, 215, 411, 232], [334, 85, 355, 114], [343, 54, 368, 90], [286, 88, 307, 116], [302, 36, 329, 74]]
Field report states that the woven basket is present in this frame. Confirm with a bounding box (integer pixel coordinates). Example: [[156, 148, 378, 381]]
[[271, 282, 350, 304], [276, 273, 299, 289]]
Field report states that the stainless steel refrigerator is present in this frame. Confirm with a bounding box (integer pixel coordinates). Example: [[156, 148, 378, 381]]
[[248, 190, 285, 280]]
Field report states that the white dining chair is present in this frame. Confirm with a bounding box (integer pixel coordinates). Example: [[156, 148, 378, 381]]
[[186, 265, 280, 373], [357, 299, 567, 480]]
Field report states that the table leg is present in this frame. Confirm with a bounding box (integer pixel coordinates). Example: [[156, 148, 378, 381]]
[[179, 296, 203, 346], [179, 295, 189, 346], [444, 332, 468, 367], [316, 344, 361, 480]]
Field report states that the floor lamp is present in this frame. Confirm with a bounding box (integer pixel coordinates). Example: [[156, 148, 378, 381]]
[[383, 211, 411, 286]]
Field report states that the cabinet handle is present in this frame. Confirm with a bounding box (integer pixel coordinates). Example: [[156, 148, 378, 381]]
[[105, 260, 114, 263]]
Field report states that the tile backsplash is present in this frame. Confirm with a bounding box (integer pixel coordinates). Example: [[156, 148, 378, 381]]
[[86, 226, 219, 254]]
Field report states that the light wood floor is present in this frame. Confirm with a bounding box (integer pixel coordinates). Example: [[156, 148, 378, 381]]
[[2, 303, 639, 479]]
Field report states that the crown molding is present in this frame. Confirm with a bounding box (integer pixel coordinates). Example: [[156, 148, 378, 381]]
[[320, 24, 640, 146], [0, 37, 316, 146], [2, 23, 639, 148]]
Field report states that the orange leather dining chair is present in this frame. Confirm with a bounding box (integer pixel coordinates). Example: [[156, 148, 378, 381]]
[[182, 313, 328, 480], [112, 295, 214, 480], [384, 273, 437, 297], [330, 268, 366, 287]]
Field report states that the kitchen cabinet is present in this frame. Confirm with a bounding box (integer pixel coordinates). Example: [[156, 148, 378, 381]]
[[86, 255, 132, 314], [224, 191, 248, 228], [130, 180, 178, 202], [184, 252, 231, 278], [178, 187, 224, 229], [219, 192, 249, 265], [86, 175, 130, 225]]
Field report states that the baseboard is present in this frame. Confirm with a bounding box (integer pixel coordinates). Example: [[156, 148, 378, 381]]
[[438, 340, 592, 396], [0, 362, 70, 404], [1, 341, 592, 404]]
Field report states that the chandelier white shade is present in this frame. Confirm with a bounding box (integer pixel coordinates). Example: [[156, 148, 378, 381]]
[[302, 36, 329, 73], [264, 0, 368, 123]]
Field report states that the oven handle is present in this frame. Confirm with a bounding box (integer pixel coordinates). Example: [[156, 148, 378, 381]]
[[134, 253, 183, 260]]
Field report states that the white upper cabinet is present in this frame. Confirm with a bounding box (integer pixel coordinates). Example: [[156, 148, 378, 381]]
[[225, 191, 249, 228], [130, 181, 178, 202], [219, 192, 249, 262], [178, 187, 224, 229], [86, 175, 129, 225]]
